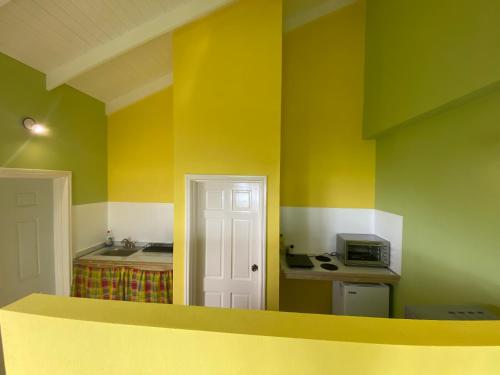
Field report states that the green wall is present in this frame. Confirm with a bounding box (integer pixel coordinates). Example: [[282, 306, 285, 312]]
[[376, 88, 500, 316], [364, 0, 500, 138], [367, 0, 500, 316], [0, 52, 107, 205]]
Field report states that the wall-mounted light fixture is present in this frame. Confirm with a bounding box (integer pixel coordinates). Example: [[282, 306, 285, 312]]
[[22, 117, 48, 135]]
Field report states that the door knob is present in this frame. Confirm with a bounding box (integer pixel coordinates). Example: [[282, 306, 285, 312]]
[[251, 264, 258, 272]]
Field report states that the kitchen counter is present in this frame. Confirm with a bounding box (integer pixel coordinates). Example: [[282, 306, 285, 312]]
[[280, 255, 400, 284], [75, 246, 173, 271]]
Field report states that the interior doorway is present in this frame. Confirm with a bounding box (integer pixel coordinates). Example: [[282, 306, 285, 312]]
[[185, 175, 267, 310], [0, 168, 71, 306]]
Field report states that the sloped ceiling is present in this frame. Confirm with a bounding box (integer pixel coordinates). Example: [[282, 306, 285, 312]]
[[0, 0, 234, 114], [0, 0, 355, 113], [284, 0, 356, 32]]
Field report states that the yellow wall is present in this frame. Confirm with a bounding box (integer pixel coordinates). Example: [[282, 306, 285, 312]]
[[280, 1, 374, 314], [280, 278, 332, 314], [107, 87, 174, 202], [281, 0, 375, 209], [2, 295, 500, 374], [172, 0, 283, 309]]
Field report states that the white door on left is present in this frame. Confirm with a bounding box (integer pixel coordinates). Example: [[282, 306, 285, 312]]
[[0, 178, 55, 307]]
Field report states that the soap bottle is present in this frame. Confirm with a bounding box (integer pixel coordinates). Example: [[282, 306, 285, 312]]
[[105, 230, 114, 247]]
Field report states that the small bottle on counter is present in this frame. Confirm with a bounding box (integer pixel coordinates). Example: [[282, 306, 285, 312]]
[[105, 230, 114, 247]]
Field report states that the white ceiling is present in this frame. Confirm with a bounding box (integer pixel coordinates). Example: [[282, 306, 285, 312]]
[[0, 0, 353, 114], [68, 33, 173, 113], [284, 0, 356, 32], [0, 0, 234, 113]]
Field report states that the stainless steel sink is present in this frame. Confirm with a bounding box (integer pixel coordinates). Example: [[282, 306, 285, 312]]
[[100, 248, 138, 257]]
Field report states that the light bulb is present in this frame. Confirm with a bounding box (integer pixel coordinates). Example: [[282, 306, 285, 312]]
[[31, 123, 47, 135], [22, 117, 48, 135]]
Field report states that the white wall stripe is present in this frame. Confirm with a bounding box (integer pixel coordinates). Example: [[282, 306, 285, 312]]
[[280, 207, 403, 274], [280, 207, 374, 254], [72, 203, 402, 274], [375, 210, 403, 275], [108, 202, 174, 243], [72, 202, 108, 255]]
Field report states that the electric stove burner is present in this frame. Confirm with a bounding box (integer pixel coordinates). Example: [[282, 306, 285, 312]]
[[320, 263, 338, 271], [315, 255, 331, 262]]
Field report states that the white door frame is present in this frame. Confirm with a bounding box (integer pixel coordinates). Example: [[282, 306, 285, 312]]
[[184, 174, 267, 309], [0, 168, 72, 296]]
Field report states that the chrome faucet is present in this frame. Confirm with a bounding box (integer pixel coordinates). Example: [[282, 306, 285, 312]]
[[121, 238, 136, 249]]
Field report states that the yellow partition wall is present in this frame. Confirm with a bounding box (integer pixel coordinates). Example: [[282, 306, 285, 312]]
[[280, 0, 375, 314], [172, 0, 283, 309], [2, 295, 500, 374], [281, 0, 375, 209]]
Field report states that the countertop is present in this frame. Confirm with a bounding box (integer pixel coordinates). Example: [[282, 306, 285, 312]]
[[280, 254, 400, 284], [75, 246, 173, 271]]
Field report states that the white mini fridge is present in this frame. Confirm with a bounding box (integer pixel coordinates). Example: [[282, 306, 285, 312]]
[[332, 282, 389, 318]]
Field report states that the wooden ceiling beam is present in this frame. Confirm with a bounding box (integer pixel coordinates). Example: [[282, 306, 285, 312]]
[[46, 0, 235, 90], [105, 73, 173, 115]]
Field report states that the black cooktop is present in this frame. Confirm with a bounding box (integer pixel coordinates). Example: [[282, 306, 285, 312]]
[[320, 263, 338, 271], [315, 255, 331, 262], [313, 254, 338, 271], [143, 243, 173, 253], [286, 254, 314, 268]]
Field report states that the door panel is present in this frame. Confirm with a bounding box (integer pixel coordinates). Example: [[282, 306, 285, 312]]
[[195, 180, 263, 310], [232, 190, 251, 211], [0, 178, 55, 307], [204, 218, 224, 278], [205, 190, 224, 210], [204, 291, 223, 308], [231, 219, 251, 280], [231, 293, 250, 309], [17, 219, 41, 281]]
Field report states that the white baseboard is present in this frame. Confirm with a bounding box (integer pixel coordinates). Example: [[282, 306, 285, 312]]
[[72, 202, 108, 255], [108, 202, 174, 243]]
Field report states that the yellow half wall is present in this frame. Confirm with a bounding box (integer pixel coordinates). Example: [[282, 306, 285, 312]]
[[107, 87, 174, 203], [172, 0, 283, 309], [2, 295, 500, 374]]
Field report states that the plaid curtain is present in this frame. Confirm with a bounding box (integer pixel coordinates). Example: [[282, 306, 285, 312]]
[[71, 264, 173, 304]]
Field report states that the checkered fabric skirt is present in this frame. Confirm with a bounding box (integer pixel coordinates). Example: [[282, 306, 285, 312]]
[[71, 264, 173, 304]]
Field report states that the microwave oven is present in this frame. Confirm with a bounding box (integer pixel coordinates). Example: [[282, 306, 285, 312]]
[[336, 234, 390, 268]]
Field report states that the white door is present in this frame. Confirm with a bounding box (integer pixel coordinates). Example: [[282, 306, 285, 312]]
[[0, 178, 55, 307], [195, 179, 264, 309]]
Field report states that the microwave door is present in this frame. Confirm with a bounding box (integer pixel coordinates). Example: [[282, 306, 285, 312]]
[[346, 244, 382, 264]]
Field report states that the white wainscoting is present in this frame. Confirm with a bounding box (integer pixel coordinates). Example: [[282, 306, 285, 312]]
[[280, 207, 375, 254], [280, 207, 403, 274], [72, 202, 108, 255], [108, 202, 174, 243], [375, 210, 403, 275]]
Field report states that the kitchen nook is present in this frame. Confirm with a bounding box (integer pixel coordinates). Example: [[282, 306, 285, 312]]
[[72, 240, 173, 304]]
